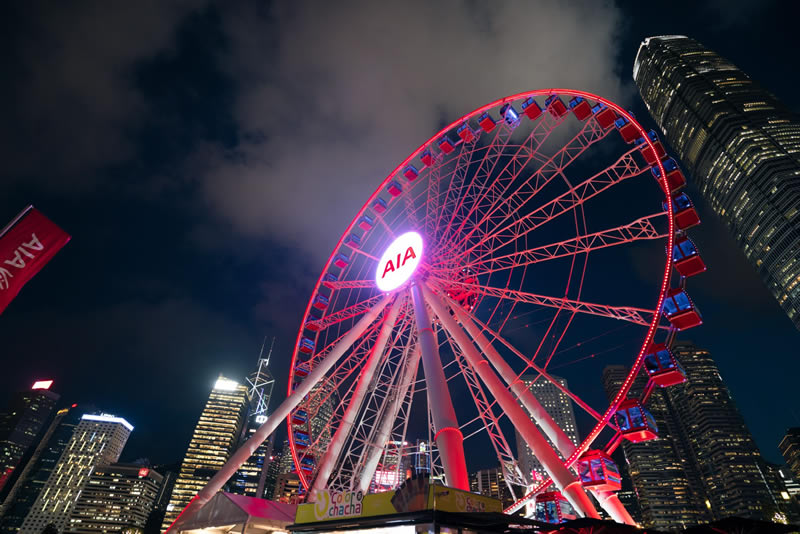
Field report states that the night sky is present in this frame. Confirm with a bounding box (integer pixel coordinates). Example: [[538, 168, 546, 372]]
[[1, 1, 799, 472]]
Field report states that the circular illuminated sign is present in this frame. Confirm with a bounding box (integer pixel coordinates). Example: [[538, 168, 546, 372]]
[[375, 231, 423, 292]]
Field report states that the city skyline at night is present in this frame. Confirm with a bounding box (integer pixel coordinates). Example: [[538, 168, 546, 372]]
[[0, 1, 799, 531]]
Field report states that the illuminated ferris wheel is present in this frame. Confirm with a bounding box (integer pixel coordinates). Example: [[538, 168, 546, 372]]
[[186, 89, 706, 526]]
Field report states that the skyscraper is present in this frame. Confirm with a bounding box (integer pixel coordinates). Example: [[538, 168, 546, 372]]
[[779, 428, 800, 482], [67, 463, 163, 533], [0, 381, 59, 496], [18, 413, 133, 534], [469, 466, 515, 508], [513, 375, 579, 481], [160, 377, 249, 531], [602, 366, 705, 529], [231, 341, 276, 498], [0, 405, 81, 533], [668, 342, 774, 519], [633, 36, 800, 328]]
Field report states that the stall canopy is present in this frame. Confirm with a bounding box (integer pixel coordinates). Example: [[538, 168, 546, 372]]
[[174, 493, 297, 534]]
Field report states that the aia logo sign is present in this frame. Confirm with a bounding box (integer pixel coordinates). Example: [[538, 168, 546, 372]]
[[376, 231, 423, 292]]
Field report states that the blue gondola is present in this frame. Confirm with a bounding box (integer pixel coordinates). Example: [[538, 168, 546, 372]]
[[499, 103, 520, 125]]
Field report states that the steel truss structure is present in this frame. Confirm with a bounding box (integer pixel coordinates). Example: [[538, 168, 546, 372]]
[[169, 89, 706, 529]]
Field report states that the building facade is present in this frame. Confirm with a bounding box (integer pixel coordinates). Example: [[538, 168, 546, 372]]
[[0, 406, 81, 533], [469, 467, 514, 508], [513, 375, 579, 481], [18, 413, 133, 534], [780, 427, 800, 482], [602, 365, 706, 529], [160, 377, 249, 531], [67, 463, 163, 533], [0, 381, 59, 496], [668, 342, 774, 520], [634, 35, 800, 328]]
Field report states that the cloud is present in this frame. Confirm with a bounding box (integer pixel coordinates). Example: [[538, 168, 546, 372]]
[[197, 0, 628, 258], [0, 0, 205, 187]]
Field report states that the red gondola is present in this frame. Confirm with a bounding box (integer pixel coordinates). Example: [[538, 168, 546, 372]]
[[616, 399, 658, 442], [358, 215, 374, 231], [577, 450, 622, 492], [635, 130, 667, 165], [372, 198, 387, 214], [457, 123, 476, 143], [403, 165, 419, 181], [535, 492, 576, 524], [420, 148, 434, 167], [304, 316, 321, 332], [592, 103, 616, 129], [545, 95, 568, 118], [292, 409, 308, 425], [521, 97, 543, 121], [387, 180, 403, 197], [294, 362, 310, 377], [333, 253, 349, 269], [662, 288, 702, 330], [322, 273, 337, 289], [312, 295, 329, 311], [569, 96, 592, 121], [344, 233, 361, 249], [663, 193, 700, 230], [644, 343, 687, 387], [478, 112, 496, 132], [673, 236, 706, 277], [438, 136, 456, 154], [651, 158, 686, 194], [298, 337, 315, 355], [614, 116, 639, 144]]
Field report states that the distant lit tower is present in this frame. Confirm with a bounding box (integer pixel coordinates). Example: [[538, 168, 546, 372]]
[[160, 377, 248, 531], [513, 374, 578, 481], [231, 339, 276, 498], [0, 405, 81, 533], [602, 365, 706, 529], [780, 428, 800, 482], [18, 413, 133, 534], [634, 35, 800, 328], [67, 463, 163, 533], [668, 342, 774, 520], [0, 380, 59, 496]]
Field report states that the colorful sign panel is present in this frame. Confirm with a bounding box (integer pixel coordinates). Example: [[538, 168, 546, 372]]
[[375, 231, 423, 292], [295, 483, 502, 524]]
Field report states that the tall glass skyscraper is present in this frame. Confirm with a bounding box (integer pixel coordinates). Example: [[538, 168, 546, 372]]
[[160, 377, 248, 531], [634, 36, 800, 328], [18, 413, 133, 534], [0, 381, 59, 496]]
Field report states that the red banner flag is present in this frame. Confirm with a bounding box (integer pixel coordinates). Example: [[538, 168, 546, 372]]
[[0, 206, 71, 314]]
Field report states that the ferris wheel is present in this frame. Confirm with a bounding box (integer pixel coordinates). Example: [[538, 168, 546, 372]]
[[179, 89, 706, 527]]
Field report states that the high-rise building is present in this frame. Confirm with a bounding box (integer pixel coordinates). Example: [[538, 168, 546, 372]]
[[469, 466, 514, 508], [668, 342, 774, 520], [513, 375, 579, 481], [231, 341, 276, 498], [779, 428, 800, 482], [18, 413, 133, 534], [160, 377, 249, 531], [602, 365, 705, 529], [0, 405, 81, 534], [0, 381, 59, 496], [67, 463, 163, 533], [143, 462, 179, 534], [759, 461, 800, 525], [633, 36, 800, 328], [273, 473, 301, 504]]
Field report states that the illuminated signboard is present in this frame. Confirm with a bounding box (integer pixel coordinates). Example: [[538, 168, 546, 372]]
[[138, 467, 150, 477], [376, 232, 423, 292], [81, 414, 134, 432], [31, 380, 53, 390]]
